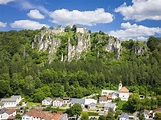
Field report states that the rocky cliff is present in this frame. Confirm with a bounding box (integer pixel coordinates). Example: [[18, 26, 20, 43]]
[[33, 28, 123, 62], [66, 33, 90, 61], [105, 37, 122, 59]]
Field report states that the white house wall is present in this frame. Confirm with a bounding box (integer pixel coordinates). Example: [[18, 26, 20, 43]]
[[119, 93, 129, 101]]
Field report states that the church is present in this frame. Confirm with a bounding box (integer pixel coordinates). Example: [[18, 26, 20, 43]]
[[101, 82, 130, 101], [118, 82, 129, 101]]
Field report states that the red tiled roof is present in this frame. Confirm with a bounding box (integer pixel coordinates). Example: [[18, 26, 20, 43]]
[[99, 97, 108, 101], [107, 95, 112, 100], [6, 109, 16, 114], [153, 107, 161, 113], [52, 113, 62, 120], [26, 109, 62, 120], [119, 87, 129, 93], [8, 116, 15, 120], [55, 97, 63, 102]]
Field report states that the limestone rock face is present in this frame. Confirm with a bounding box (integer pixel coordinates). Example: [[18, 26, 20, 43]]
[[67, 33, 90, 61], [133, 43, 148, 55], [105, 37, 122, 59], [32, 28, 123, 62], [33, 29, 61, 63]]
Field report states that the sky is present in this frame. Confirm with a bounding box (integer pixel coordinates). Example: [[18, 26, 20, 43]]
[[0, 0, 161, 40]]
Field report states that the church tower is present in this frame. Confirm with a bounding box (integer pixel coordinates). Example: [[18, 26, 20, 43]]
[[118, 82, 122, 91]]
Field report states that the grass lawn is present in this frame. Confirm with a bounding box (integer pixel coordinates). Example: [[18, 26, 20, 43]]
[[27, 102, 41, 107]]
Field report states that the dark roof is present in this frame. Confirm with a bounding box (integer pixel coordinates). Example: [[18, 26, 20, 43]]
[[71, 98, 85, 104], [63, 97, 70, 100], [1, 98, 16, 102], [0, 108, 7, 114], [44, 97, 52, 102], [120, 113, 129, 119], [0, 102, 4, 106], [55, 97, 63, 102]]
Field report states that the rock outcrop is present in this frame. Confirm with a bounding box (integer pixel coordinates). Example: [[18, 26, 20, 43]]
[[133, 43, 148, 55], [105, 37, 122, 59], [33, 29, 62, 63], [32, 28, 122, 62], [67, 33, 90, 61]]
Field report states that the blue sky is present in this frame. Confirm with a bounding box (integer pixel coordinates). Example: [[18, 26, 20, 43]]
[[0, 0, 161, 40]]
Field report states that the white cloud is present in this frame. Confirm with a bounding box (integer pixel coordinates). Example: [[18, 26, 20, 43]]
[[10, 20, 49, 30], [115, 0, 161, 21], [0, 0, 15, 4], [0, 21, 7, 27], [27, 9, 45, 19], [49, 8, 114, 26], [109, 22, 161, 40], [17, 0, 48, 14]]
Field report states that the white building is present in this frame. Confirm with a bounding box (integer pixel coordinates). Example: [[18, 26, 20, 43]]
[[42, 97, 52, 106], [119, 113, 129, 120], [141, 110, 151, 119], [0, 95, 22, 108], [104, 103, 116, 112], [63, 97, 70, 104], [118, 83, 129, 101], [53, 97, 63, 107], [101, 90, 118, 99], [11, 95, 22, 103], [0, 108, 16, 120], [84, 99, 97, 106]]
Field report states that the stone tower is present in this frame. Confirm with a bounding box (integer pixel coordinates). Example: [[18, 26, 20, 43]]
[[118, 82, 122, 91]]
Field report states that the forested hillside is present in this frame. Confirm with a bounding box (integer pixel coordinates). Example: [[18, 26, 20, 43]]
[[0, 26, 161, 102]]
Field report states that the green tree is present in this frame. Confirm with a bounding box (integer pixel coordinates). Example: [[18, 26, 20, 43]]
[[128, 93, 141, 112], [64, 26, 71, 32], [98, 115, 106, 120], [50, 83, 64, 97], [0, 80, 11, 98], [154, 112, 161, 120], [66, 103, 82, 118], [106, 109, 115, 120], [81, 112, 89, 120], [157, 95, 161, 106], [138, 114, 145, 120], [15, 114, 22, 120]]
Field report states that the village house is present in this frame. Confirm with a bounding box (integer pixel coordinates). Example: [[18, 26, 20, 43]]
[[101, 90, 118, 99], [84, 99, 97, 110], [63, 97, 70, 104], [140, 109, 151, 119], [53, 97, 63, 107], [104, 103, 116, 112], [101, 82, 130, 101], [22, 109, 67, 120], [0, 108, 16, 120], [0, 102, 4, 109], [42, 97, 52, 106], [152, 107, 161, 118], [0, 95, 22, 108], [88, 102, 97, 110], [10, 95, 22, 103], [99, 96, 112, 104], [71, 98, 85, 108], [119, 113, 129, 120]]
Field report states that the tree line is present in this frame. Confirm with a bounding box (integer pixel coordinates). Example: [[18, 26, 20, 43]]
[[0, 29, 161, 103]]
